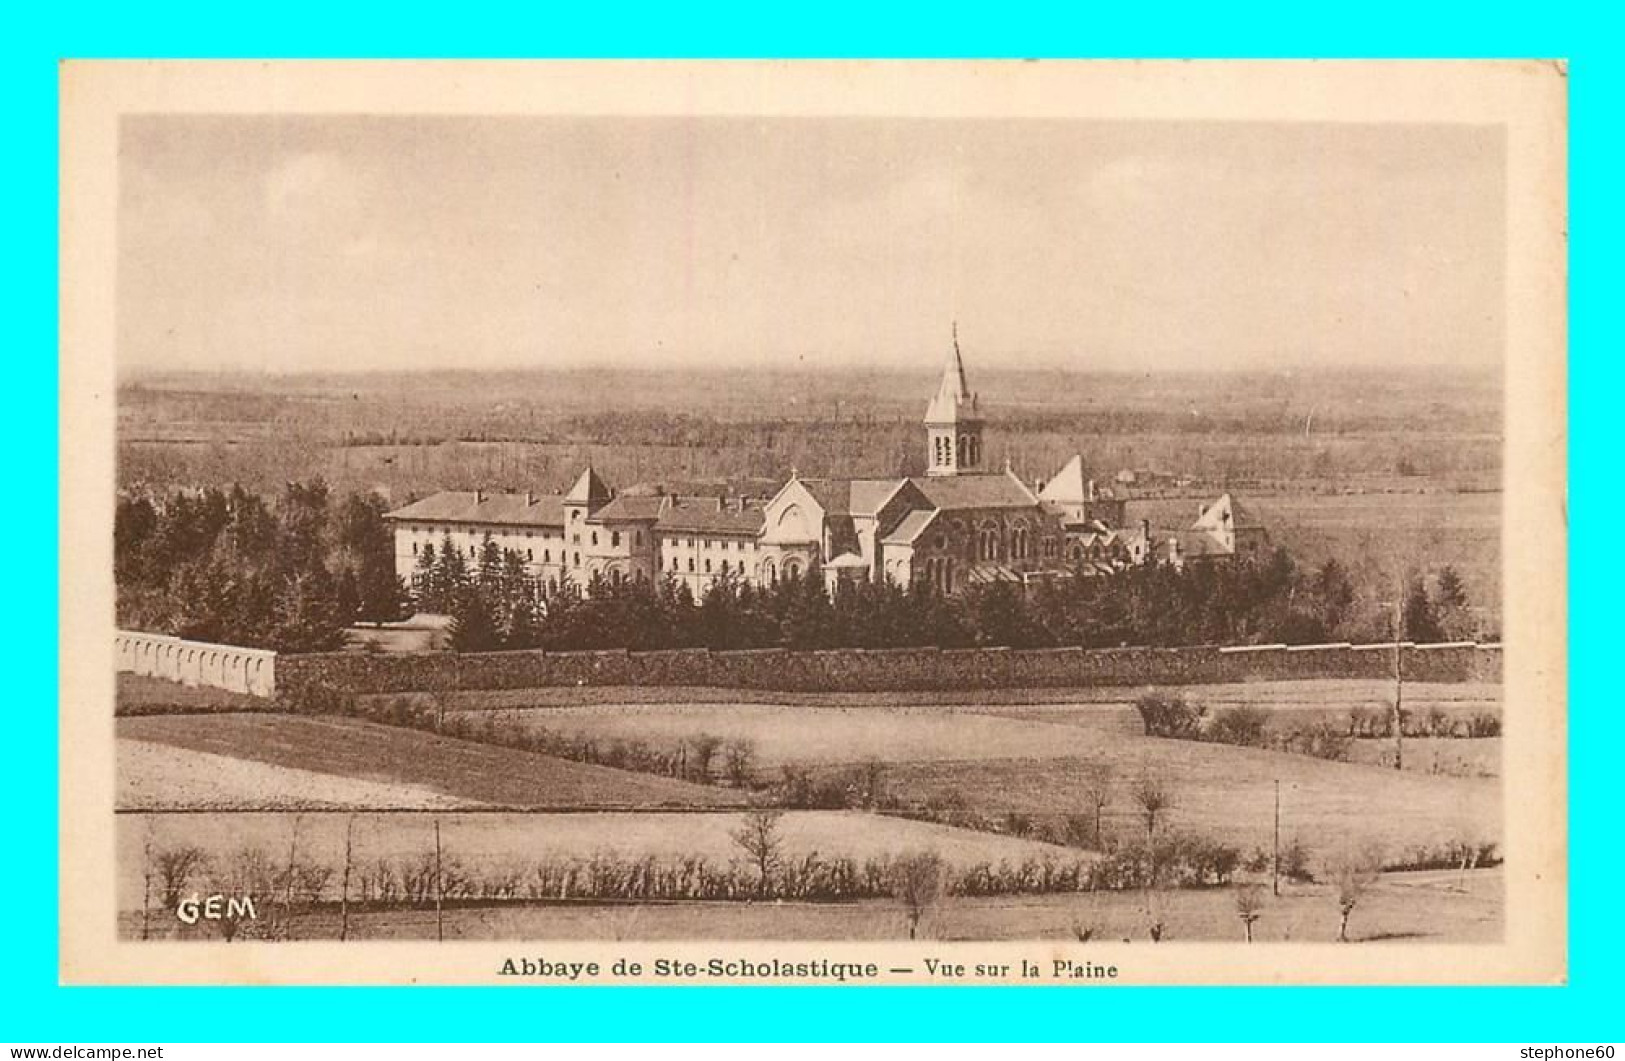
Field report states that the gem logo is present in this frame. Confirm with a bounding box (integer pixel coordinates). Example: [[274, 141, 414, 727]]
[[176, 893, 258, 925]]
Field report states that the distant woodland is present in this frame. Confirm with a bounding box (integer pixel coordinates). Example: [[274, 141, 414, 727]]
[[115, 364, 1504, 641]]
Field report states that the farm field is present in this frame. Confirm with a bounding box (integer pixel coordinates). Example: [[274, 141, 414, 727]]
[[447, 681, 1501, 768], [366, 679, 1502, 713], [114, 679, 1504, 941], [870, 748, 1497, 857], [118, 714, 746, 811], [123, 867, 1502, 944], [118, 739, 485, 812], [116, 809, 1077, 911], [449, 686, 1501, 849]]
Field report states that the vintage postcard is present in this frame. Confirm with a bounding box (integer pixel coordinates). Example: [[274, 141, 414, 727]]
[[59, 60, 1566, 985]]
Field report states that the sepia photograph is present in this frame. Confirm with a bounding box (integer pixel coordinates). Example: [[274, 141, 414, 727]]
[[58, 60, 1567, 986]]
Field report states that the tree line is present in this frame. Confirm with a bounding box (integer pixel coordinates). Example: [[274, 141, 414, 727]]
[[116, 480, 408, 652], [432, 530, 1478, 654], [114, 479, 1478, 655]]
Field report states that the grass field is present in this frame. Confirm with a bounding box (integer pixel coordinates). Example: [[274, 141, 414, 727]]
[[116, 809, 1076, 911], [445, 679, 1500, 764], [868, 751, 1496, 858], [118, 714, 747, 811], [115, 679, 1504, 941], [446, 686, 1500, 857], [409, 678, 1500, 717], [118, 739, 485, 811], [122, 867, 1502, 944]]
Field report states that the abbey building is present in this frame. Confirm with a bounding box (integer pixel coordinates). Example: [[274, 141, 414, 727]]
[[385, 340, 1267, 599]]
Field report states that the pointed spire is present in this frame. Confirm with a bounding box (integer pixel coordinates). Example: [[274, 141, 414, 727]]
[[565, 465, 612, 505], [926, 322, 979, 424]]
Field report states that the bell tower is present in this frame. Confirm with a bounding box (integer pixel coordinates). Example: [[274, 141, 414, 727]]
[[924, 323, 984, 477]]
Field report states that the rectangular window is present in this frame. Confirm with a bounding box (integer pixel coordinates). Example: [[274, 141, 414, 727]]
[[612, 531, 621, 547], [705, 559, 712, 573], [687, 558, 694, 572]]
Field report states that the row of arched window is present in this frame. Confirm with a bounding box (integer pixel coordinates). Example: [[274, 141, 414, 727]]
[[972, 520, 1040, 561], [931, 433, 981, 468]]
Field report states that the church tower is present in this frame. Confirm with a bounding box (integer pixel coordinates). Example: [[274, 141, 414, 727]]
[[924, 324, 984, 477]]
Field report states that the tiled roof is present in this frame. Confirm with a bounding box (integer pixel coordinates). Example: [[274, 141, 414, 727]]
[[882, 508, 939, 545], [655, 497, 766, 535], [849, 479, 906, 516], [1038, 454, 1090, 504], [565, 466, 613, 505], [909, 472, 1038, 511], [386, 491, 566, 528], [591, 496, 665, 522], [621, 476, 783, 500], [1192, 492, 1266, 532], [797, 478, 851, 515]]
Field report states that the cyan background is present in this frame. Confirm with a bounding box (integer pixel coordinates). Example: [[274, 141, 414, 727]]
[[9, 3, 1606, 1041]]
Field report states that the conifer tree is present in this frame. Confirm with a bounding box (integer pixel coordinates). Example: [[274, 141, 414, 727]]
[[413, 541, 438, 610], [447, 584, 501, 653]]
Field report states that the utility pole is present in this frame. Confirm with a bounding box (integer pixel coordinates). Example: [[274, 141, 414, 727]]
[[1272, 778, 1281, 897], [340, 814, 355, 943], [434, 819, 444, 943], [1392, 580, 1405, 773]]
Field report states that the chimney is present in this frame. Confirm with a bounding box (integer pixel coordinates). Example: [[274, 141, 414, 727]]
[[1087, 479, 1097, 502], [1141, 518, 1151, 541], [473, 489, 483, 504], [525, 491, 535, 506]]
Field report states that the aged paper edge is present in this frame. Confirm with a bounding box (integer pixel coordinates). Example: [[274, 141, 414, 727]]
[[58, 59, 1568, 987]]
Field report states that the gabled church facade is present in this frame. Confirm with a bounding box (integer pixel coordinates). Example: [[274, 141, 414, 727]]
[[385, 335, 1266, 600]]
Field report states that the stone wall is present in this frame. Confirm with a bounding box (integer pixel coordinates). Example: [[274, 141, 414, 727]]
[[276, 640, 1501, 697], [114, 630, 277, 697]]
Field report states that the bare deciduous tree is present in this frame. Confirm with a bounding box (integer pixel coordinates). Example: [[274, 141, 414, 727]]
[[155, 844, 208, 912], [1081, 766, 1114, 848], [723, 739, 756, 787], [1131, 770, 1176, 888], [689, 733, 725, 783], [1131, 771, 1175, 844], [1234, 883, 1266, 943], [1330, 842, 1385, 943], [730, 807, 784, 897], [888, 850, 947, 940]]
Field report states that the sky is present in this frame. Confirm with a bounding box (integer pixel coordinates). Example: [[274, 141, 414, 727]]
[[117, 115, 1505, 374]]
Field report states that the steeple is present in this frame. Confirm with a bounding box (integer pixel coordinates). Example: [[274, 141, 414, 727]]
[[924, 323, 985, 477], [925, 321, 979, 424]]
